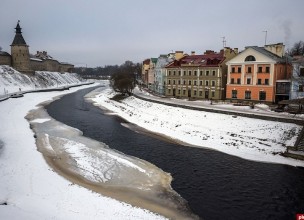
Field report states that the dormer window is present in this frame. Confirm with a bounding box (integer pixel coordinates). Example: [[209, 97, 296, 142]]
[[245, 55, 256, 62]]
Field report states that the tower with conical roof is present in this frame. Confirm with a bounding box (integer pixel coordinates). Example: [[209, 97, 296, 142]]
[[11, 20, 31, 73]]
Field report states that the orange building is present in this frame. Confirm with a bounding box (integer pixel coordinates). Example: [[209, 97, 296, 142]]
[[226, 43, 292, 103]]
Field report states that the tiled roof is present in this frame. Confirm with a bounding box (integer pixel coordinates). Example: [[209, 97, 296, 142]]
[[166, 53, 225, 68]]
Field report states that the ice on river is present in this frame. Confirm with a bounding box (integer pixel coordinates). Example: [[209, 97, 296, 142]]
[[0, 83, 174, 220]]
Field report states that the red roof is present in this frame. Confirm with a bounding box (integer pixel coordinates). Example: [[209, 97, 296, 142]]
[[166, 52, 225, 68]]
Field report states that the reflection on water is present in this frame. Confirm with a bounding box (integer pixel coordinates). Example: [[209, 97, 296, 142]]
[[47, 86, 304, 220]]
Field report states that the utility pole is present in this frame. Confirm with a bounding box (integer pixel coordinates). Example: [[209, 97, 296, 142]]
[[263, 30, 267, 45], [221, 36, 226, 48]]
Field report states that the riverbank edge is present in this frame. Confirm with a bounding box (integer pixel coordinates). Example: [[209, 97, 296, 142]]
[[26, 86, 199, 220]]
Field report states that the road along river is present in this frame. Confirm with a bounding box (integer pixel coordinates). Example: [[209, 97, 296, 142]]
[[45, 86, 304, 220]]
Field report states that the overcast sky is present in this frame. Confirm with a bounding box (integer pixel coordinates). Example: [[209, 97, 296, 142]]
[[0, 0, 303, 67]]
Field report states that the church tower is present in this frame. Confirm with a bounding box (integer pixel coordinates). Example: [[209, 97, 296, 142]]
[[11, 21, 31, 73]]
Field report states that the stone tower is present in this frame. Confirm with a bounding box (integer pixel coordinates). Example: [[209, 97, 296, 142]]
[[11, 21, 31, 73]]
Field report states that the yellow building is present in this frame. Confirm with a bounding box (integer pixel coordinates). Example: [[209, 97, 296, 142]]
[[165, 48, 238, 100]]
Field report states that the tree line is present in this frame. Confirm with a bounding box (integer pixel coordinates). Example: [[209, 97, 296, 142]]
[[74, 60, 142, 95]]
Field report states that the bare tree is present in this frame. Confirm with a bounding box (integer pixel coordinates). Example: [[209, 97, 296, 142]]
[[289, 41, 304, 56]]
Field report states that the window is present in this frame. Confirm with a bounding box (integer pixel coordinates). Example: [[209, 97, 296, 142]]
[[257, 79, 262, 85], [245, 91, 251, 99], [200, 80, 203, 86], [232, 67, 235, 73], [258, 66, 262, 73], [247, 78, 251, 84], [194, 71, 197, 76], [173, 71, 176, 76], [168, 71, 171, 76], [206, 71, 209, 76], [183, 71, 186, 75], [178, 89, 181, 95], [211, 91, 215, 97], [194, 80, 197, 86], [259, 91, 266, 101], [199, 91, 203, 96], [265, 79, 269, 85], [168, 89, 171, 94], [231, 78, 235, 84], [168, 80, 171, 84], [212, 70, 216, 76], [183, 90, 186, 95], [238, 67, 241, 73], [194, 90, 197, 96], [232, 90, 237, 98], [178, 71, 181, 76], [248, 67, 252, 73], [299, 85, 304, 92], [211, 81, 216, 86], [178, 80, 181, 85], [205, 80, 209, 86], [266, 66, 270, 73], [245, 55, 256, 61], [189, 71, 192, 76], [189, 80, 192, 85], [237, 78, 241, 84], [300, 68, 304, 76], [183, 80, 186, 85], [200, 71, 203, 76], [173, 80, 175, 85]]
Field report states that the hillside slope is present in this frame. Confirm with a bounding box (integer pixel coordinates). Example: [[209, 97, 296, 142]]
[[0, 65, 86, 95]]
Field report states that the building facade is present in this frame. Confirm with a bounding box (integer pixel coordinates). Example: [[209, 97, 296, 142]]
[[0, 21, 74, 74], [154, 54, 174, 95], [165, 48, 237, 100], [226, 43, 292, 103], [290, 56, 304, 100]]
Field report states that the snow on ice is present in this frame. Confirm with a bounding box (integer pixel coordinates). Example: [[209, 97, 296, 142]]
[[0, 78, 167, 219]]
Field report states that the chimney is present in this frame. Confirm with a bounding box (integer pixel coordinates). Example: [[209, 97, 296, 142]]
[[175, 51, 184, 60], [264, 43, 285, 57], [204, 50, 215, 55], [191, 51, 195, 55]]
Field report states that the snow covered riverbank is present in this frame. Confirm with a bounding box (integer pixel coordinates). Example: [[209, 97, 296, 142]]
[[90, 84, 304, 167], [0, 83, 168, 220]]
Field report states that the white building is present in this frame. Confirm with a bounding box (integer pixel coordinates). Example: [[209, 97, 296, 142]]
[[290, 56, 304, 100]]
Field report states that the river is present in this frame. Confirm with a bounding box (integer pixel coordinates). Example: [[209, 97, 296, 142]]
[[46, 86, 304, 220]]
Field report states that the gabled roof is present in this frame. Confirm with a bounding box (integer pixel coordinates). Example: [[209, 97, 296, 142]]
[[246, 46, 286, 63]]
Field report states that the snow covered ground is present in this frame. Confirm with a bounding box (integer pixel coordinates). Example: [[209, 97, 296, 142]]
[[90, 83, 304, 167], [0, 65, 85, 96], [0, 83, 168, 220]]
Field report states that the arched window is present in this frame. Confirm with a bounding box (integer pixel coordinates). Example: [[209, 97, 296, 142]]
[[245, 55, 256, 62]]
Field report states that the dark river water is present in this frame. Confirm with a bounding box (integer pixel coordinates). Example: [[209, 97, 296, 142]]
[[46, 86, 304, 220]]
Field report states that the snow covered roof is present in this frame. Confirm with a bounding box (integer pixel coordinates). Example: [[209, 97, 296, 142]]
[[0, 51, 11, 56]]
